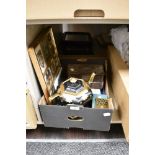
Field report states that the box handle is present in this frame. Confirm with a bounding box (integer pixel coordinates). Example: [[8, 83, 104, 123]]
[[68, 116, 84, 121], [76, 58, 88, 62], [74, 9, 105, 17]]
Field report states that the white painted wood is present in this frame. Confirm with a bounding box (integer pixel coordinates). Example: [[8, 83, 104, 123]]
[[26, 25, 43, 46], [26, 0, 128, 24], [26, 25, 46, 124], [26, 89, 37, 129], [26, 50, 43, 124], [27, 19, 129, 25]]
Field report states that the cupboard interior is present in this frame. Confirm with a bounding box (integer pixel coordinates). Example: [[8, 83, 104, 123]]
[[26, 23, 128, 130]]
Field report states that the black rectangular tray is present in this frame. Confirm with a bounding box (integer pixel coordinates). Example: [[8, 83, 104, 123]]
[[62, 32, 93, 55]]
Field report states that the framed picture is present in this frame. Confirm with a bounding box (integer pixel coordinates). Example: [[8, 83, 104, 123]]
[[40, 35, 52, 64], [44, 67, 53, 89], [28, 28, 62, 103], [50, 59, 56, 75], [35, 45, 46, 74]]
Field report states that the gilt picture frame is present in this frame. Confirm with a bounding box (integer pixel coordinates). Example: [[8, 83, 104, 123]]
[[28, 28, 62, 102]]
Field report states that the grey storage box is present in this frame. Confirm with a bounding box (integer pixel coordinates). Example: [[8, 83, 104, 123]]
[[39, 80, 114, 131]]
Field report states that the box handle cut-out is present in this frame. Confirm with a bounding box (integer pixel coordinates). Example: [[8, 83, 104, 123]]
[[74, 9, 105, 17], [68, 116, 84, 121]]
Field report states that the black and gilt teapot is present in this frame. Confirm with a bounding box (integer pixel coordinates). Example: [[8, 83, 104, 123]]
[[49, 73, 96, 105]]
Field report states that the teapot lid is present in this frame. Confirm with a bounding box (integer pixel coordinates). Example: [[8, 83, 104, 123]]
[[64, 78, 84, 94]]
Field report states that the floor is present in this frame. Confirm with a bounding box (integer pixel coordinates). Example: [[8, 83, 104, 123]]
[[27, 141, 129, 155], [26, 124, 125, 139]]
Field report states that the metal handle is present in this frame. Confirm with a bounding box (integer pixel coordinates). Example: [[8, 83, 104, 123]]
[[49, 93, 60, 102], [76, 58, 88, 62], [74, 9, 105, 17], [88, 72, 96, 84]]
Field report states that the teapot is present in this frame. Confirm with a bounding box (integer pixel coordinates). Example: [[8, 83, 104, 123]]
[[49, 73, 96, 105]]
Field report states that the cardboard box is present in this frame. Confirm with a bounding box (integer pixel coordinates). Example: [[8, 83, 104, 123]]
[[39, 79, 114, 131]]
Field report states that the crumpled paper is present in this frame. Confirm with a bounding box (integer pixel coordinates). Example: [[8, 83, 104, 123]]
[[110, 26, 129, 65]]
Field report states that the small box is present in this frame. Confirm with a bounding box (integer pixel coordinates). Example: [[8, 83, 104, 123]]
[[92, 94, 108, 108], [67, 64, 105, 89]]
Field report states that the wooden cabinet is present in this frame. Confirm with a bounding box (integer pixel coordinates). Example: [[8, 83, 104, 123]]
[[107, 46, 129, 141], [26, 0, 129, 140], [26, 0, 128, 24]]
